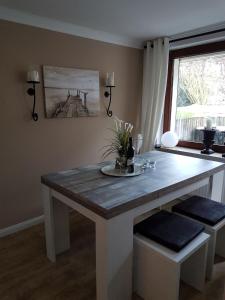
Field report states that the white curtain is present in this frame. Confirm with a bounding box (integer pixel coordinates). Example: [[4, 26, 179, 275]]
[[141, 37, 169, 151]]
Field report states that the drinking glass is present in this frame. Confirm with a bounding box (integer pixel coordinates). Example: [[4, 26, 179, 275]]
[[134, 133, 143, 155]]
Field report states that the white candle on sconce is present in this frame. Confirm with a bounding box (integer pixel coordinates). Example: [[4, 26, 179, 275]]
[[106, 72, 115, 86], [27, 70, 40, 83], [206, 119, 212, 129]]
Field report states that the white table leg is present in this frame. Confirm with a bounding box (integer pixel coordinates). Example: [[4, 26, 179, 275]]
[[210, 170, 224, 202], [42, 184, 70, 262], [96, 213, 133, 300]]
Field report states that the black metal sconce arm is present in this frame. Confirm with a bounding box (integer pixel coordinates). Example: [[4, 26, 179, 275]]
[[27, 81, 39, 121], [104, 85, 115, 117]]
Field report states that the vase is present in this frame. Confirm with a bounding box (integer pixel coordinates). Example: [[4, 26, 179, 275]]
[[115, 155, 127, 170], [201, 129, 216, 155]]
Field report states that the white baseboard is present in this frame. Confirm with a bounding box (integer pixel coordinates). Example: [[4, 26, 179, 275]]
[[0, 215, 44, 238]]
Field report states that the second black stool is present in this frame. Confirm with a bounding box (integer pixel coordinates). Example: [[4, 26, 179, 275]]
[[173, 196, 225, 279]]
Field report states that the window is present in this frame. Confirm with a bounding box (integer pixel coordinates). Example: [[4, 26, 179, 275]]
[[164, 41, 225, 152]]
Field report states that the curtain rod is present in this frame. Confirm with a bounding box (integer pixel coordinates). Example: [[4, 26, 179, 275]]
[[144, 27, 225, 48]]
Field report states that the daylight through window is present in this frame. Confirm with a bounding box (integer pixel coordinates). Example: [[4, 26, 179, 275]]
[[171, 52, 225, 145]]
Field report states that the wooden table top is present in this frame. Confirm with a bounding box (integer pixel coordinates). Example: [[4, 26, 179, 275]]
[[41, 151, 225, 219]]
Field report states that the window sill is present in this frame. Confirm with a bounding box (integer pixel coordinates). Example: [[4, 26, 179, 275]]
[[158, 146, 225, 163]]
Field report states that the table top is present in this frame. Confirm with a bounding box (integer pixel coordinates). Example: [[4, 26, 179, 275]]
[[41, 151, 225, 219]]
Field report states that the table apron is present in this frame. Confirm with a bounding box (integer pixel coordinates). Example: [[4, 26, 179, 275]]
[[49, 177, 210, 223]]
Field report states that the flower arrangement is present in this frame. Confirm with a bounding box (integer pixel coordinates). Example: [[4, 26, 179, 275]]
[[102, 117, 133, 166]]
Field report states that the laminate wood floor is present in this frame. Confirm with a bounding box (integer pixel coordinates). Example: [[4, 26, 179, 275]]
[[0, 212, 225, 300]]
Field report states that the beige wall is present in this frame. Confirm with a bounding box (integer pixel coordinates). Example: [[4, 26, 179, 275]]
[[0, 20, 142, 229]]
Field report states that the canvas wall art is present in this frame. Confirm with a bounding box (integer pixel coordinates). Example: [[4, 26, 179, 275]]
[[43, 66, 100, 118]]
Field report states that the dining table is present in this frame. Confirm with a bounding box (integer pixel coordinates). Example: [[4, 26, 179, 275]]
[[41, 151, 225, 300]]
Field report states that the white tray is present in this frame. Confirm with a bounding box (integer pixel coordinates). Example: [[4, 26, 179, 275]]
[[101, 164, 144, 177]]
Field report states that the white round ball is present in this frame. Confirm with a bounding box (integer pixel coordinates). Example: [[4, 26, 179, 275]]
[[161, 131, 178, 148]]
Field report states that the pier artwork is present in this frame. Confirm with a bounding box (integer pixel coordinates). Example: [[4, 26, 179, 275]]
[[43, 66, 100, 118]]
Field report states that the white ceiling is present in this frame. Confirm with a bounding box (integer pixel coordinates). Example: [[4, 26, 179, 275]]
[[1, 0, 225, 48]]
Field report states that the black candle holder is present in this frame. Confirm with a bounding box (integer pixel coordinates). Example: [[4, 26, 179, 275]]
[[27, 80, 40, 121], [104, 85, 115, 117], [200, 129, 216, 155]]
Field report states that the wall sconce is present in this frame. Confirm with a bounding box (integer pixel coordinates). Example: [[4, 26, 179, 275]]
[[27, 70, 40, 121], [104, 72, 115, 117]]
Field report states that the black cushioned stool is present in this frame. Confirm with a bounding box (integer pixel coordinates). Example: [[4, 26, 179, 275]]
[[133, 210, 209, 300], [173, 196, 225, 279]]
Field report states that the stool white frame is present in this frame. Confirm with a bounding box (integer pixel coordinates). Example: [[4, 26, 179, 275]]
[[174, 210, 225, 280], [133, 232, 209, 300]]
